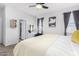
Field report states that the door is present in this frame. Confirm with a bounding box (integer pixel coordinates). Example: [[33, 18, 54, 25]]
[[19, 20, 27, 40], [37, 17, 44, 35]]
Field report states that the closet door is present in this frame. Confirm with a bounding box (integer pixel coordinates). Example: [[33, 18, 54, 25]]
[[19, 20, 27, 40]]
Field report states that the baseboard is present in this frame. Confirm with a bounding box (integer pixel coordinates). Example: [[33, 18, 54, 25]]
[[3, 41, 19, 46]]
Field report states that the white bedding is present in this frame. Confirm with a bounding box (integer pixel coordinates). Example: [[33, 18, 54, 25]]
[[13, 34, 79, 56], [45, 36, 74, 56]]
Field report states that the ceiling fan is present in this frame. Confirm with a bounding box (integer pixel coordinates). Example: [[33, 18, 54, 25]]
[[29, 3, 48, 9]]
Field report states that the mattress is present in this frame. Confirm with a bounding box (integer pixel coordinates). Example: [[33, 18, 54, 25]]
[[13, 34, 79, 56]]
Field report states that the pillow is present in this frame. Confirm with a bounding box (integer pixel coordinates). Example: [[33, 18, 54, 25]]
[[71, 30, 79, 44]]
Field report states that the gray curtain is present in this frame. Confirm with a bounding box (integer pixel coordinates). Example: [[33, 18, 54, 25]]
[[64, 12, 71, 35], [73, 10, 79, 30]]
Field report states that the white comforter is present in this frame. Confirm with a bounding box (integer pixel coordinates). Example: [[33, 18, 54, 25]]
[[13, 34, 79, 56]]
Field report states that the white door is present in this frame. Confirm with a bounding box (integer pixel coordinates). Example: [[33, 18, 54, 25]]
[[20, 20, 27, 39]]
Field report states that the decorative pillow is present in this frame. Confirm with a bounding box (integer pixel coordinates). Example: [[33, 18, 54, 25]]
[[71, 30, 79, 44]]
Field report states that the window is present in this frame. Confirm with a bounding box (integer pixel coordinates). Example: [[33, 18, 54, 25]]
[[66, 12, 76, 35]]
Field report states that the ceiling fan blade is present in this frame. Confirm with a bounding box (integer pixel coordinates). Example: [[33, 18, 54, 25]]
[[29, 5, 36, 7], [36, 3, 45, 5], [42, 5, 48, 9]]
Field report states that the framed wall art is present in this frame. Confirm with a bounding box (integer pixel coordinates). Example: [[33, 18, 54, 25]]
[[49, 16, 56, 27], [10, 19, 17, 28]]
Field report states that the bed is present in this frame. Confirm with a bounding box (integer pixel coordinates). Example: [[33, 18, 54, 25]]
[[13, 34, 79, 56]]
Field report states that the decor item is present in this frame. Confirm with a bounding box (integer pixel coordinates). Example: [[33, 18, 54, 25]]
[[10, 19, 17, 28], [49, 16, 56, 27], [71, 30, 79, 44]]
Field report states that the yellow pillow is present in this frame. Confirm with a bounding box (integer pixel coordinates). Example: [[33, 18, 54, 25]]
[[71, 30, 79, 44]]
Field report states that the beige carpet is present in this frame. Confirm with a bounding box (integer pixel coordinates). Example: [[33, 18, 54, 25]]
[[0, 44, 15, 56]]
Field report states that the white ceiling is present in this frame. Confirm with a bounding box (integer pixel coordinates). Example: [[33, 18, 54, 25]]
[[3, 3, 79, 16]]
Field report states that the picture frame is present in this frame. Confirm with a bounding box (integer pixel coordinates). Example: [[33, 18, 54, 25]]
[[10, 19, 17, 28], [49, 16, 56, 27]]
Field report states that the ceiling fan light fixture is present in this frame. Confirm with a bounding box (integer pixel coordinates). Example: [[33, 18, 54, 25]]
[[36, 4, 42, 9]]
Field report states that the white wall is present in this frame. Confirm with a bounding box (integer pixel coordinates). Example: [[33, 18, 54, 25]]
[[0, 8, 3, 43], [37, 5, 79, 35], [42, 12, 64, 35], [0, 6, 5, 44], [4, 5, 36, 46], [3, 4, 79, 46]]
